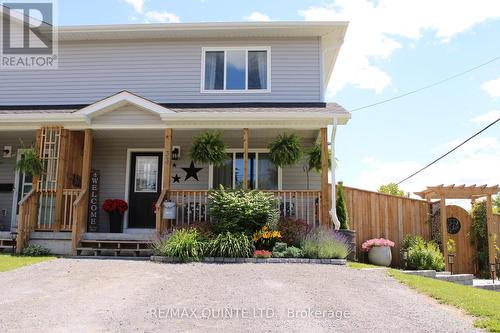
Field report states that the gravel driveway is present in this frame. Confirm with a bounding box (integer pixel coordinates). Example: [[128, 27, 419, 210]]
[[0, 258, 480, 332]]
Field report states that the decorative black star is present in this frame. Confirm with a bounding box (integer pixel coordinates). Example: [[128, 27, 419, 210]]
[[172, 174, 181, 183], [182, 161, 203, 181]]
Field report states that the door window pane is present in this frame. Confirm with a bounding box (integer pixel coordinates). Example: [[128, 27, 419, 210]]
[[226, 50, 246, 90], [204, 51, 224, 90], [248, 51, 267, 89], [235, 153, 256, 189], [258, 153, 278, 190], [213, 154, 233, 189], [134, 156, 159, 193]]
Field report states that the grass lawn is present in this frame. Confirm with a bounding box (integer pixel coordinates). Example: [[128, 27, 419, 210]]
[[389, 269, 500, 332], [0, 253, 55, 272], [347, 261, 384, 269]]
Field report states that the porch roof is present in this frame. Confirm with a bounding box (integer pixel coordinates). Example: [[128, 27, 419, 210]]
[[0, 91, 351, 130]]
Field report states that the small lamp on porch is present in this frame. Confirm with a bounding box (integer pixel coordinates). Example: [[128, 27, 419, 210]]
[[401, 249, 408, 269], [491, 262, 497, 284], [448, 253, 455, 275], [10, 231, 18, 254]]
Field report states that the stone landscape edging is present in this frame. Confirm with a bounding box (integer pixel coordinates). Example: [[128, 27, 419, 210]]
[[150, 256, 346, 265]]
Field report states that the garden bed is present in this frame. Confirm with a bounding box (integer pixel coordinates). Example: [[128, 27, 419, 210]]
[[150, 255, 346, 265]]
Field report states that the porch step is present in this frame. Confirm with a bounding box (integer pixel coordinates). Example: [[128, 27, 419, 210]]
[[76, 239, 155, 257]]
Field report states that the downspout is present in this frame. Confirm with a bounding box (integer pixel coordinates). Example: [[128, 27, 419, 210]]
[[330, 117, 341, 230]]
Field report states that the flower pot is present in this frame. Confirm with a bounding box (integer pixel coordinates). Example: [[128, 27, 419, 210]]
[[109, 211, 123, 233], [368, 246, 392, 267]]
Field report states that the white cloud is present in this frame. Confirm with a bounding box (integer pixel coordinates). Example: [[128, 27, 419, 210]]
[[243, 12, 271, 21], [299, 0, 500, 95], [471, 110, 500, 123], [353, 137, 500, 196], [124, 0, 146, 14], [144, 10, 180, 23], [481, 77, 500, 97]]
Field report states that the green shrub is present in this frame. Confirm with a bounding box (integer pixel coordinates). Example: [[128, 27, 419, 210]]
[[22, 243, 50, 256], [205, 232, 254, 258], [301, 228, 351, 259], [271, 242, 304, 258], [401, 234, 418, 251], [208, 187, 278, 234], [336, 182, 349, 230], [153, 229, 204, 262], [406, 237, 445, 271]]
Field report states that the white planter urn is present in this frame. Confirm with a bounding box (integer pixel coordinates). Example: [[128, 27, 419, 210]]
[[368, 246, 392, 267]]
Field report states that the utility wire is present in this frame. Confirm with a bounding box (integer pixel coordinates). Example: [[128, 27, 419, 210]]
[[349, 55, 500, 112], [396, 116, 500, 185]]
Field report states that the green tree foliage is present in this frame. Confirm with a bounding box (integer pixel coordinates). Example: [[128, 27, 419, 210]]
[[189, 131, 227, 166], [378, 182, 406, 197], [267, 133, 303, 167], [493, 195, 500, 214], [471, 201, 490, 277], [336, 181, 350, 230]]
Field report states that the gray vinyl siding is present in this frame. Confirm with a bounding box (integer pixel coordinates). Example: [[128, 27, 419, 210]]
[[0, 38, 321, 105], [91, 128, 319, 231], [0, 131, 36, 231]]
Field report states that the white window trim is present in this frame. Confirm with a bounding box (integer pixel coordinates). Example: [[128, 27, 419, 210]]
[[201, 46, 272, 94], [208, 148, 282, 190]]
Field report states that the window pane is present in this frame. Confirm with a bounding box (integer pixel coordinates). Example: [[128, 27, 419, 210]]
[[248, 51, 267, 90], [204, 51, 224, 90], [258, 153, 278, 190], [226, 50, 246, 90], [213, 154, 233, 189], [235, 153, 256, 189], [134, 156, 159, 193]]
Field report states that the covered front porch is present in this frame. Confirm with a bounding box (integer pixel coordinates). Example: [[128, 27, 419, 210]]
[[2, 92, 349, 255]]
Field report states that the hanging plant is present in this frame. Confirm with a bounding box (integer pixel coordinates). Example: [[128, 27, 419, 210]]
[[268, 133, 303, 168], [306, 142, 332, 172], [190, 131, 227, 166], [16, 148, 44, 177]]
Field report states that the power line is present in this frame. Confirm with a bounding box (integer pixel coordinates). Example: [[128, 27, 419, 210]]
[[349, 55, 500, 112], [396, 116, 500, 185]]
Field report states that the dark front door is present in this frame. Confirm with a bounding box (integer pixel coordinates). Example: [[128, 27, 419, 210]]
[[128, 152, 163, 228]]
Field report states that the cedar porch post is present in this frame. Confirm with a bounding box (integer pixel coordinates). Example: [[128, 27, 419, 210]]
[[156, 128, 172, 236], [320, 128, 330, 227], [440, 196, 448, 268], [71, 129, 93, 255], [243, 128, 249, 190], [486, 195, 497, 280]]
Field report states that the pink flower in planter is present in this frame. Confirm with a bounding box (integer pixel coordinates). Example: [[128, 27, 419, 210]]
[[361, 238, 395, 252]]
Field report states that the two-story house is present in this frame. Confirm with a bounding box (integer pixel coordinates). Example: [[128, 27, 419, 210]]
[[0, 21, 350, 255]]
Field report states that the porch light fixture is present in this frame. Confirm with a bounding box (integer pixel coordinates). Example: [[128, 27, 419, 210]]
[[491, 262, 497, 284], [10, 231, 17, 253], [172, 146, 180, 161], [448, 254, 455, 275]]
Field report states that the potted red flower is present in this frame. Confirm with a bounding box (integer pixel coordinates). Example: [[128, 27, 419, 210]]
[[102, 199, 128, 233]]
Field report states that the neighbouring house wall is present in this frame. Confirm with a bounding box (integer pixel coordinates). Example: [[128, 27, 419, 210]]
[[0, 37, 321, 105], [91, 128, 320, 232], [0, 131, 36, 231]]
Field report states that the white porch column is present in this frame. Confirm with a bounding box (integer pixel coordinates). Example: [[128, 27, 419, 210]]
[[330, 118, 341, 230]]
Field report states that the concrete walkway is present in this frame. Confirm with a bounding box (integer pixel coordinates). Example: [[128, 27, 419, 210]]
[[0, 258, 481, 332]]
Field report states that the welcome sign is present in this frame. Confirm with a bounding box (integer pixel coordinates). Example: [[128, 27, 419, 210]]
[[87, 170, 100, 232]]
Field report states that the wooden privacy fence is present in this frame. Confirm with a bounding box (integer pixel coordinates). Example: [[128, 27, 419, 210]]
[[343, 186, 431, 267]]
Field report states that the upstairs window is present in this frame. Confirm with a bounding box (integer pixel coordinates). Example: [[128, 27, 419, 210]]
[[202, 47, 270, 92]]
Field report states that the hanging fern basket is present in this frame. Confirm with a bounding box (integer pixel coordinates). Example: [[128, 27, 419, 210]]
[[267, 133, 303, 168], [15, 148, 44, 177], [306, 142, 331, 172], [189, 131, 227, 166]]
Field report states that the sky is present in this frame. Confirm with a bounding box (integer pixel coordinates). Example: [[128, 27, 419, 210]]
[[54, 0, 500, 196]]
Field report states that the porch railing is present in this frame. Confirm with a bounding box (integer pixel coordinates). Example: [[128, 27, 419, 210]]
[[61, 189, 81, 231], [16, 189, 38, 253], [156, 189, 322, 233]]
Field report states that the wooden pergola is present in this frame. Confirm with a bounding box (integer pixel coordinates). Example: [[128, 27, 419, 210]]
[[415, 184, 499, 278]]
